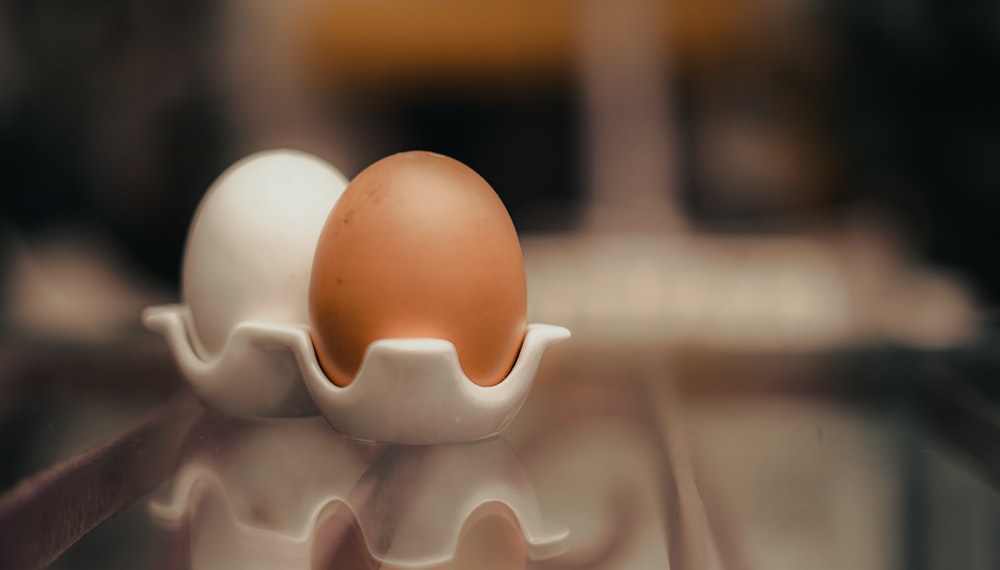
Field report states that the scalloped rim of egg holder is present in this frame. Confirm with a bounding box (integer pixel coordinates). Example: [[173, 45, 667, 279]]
[[143, 303, 570, 444], [266, 322, 570, 444], [143, 304, 320, 418]]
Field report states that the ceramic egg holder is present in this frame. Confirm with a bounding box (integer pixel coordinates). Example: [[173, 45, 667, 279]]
[[145, 306, 569, 444], [144, 149, 570, 445], [254, 321, 568, 444], [143, 305, 318, 418]]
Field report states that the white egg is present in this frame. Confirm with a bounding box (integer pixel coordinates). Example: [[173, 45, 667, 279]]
[[182, 149, 348, 358]]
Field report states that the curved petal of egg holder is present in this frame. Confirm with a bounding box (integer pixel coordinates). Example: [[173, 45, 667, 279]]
[[150, 435, 568, 568], [143, 305, 319, 418], [144, 304, 570, 444], [277, 322, 570, 444]]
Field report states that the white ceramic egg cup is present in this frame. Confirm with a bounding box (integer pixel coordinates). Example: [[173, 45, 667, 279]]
[[144, 304, 318, 418], [144, 303, 569, 444], [150, 428, 568, 569], [273, 322, 570, 444]]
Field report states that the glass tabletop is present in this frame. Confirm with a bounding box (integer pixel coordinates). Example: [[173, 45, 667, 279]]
[[4, 331, 996, 570]]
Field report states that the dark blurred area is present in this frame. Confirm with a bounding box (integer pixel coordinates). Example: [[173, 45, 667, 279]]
[[0, 0, 228, 283], [2, 0, 999, 301], [834, 0, 1000, 305], [0, 0, 582, 291]]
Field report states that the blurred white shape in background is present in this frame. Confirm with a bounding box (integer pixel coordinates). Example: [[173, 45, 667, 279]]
[[580, 0, 683, 232], [524, 229, 978, 351], [4, 231, 169, 343]]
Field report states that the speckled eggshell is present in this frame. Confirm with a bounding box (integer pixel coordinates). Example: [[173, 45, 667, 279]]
[[309, 151, 527, 387]]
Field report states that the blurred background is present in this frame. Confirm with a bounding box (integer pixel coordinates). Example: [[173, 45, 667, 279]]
[[2, 0, 1000, 568]]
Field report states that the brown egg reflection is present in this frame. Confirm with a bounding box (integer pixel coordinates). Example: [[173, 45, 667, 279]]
[[309, 151, 527, 387]]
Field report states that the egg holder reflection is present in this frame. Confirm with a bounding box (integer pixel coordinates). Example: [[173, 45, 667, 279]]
[[143, 304, 570, 444], [149, 421, 568, 568]]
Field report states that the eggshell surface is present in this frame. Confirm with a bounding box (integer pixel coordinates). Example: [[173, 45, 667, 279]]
[[309, 151, 527, 387], [183, 149, 348, 358]]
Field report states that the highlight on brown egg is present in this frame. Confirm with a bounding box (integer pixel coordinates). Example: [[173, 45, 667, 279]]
[[309, 151, 527, 387]]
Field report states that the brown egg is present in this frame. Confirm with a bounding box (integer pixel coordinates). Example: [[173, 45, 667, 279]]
[[309, 151, 527, 387]]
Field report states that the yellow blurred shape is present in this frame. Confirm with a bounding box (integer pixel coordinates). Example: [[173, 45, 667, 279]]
[[297, 0, 757, 90]]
